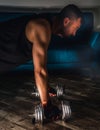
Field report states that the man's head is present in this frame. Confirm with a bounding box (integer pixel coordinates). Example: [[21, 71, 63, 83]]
[[57, 4, 82, 37]]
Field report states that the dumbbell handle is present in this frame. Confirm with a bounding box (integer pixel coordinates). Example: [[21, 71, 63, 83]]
[[31, 91, 39, 97], [32, 91, 57, 97], [28, 113, 35, 117]]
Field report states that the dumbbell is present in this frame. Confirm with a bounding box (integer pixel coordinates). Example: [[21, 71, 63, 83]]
[[31, 100, 72, 124], [31, 84, 64, 98]]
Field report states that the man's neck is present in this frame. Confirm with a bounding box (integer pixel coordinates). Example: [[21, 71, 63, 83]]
[[51, 16, 63, 37]]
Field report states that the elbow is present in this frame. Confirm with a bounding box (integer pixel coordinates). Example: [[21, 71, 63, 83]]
[[34, 68, 48, 77]]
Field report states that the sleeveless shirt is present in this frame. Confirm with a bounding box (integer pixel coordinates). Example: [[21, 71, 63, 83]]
[[0, 13, 53, 72]]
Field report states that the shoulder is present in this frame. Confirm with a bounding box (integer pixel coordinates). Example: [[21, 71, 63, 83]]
[[25, 18, 51, 44]]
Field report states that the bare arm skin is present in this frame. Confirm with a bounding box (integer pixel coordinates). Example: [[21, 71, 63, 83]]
[[25, 19, 51, 105]]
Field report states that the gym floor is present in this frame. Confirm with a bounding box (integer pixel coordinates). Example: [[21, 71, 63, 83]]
[[0, 71, 100, 130]]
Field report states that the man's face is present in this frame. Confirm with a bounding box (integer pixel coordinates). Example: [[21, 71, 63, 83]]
[[63, 17, 82, 37]]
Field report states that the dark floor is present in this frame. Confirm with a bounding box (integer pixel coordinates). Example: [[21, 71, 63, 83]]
[[0, 71, 100, 130]]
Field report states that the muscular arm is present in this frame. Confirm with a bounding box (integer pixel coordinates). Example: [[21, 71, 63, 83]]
[[26, 19, 51, 105], [32, 34, 50, 105]]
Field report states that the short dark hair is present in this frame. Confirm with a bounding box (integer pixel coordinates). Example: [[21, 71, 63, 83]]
[[59, 4, 82, 20]]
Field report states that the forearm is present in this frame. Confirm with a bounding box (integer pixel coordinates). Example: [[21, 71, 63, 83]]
[[34, 69, 50, 105]]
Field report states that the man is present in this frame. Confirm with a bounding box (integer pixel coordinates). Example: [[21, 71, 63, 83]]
[[0, 4, 82, 119]]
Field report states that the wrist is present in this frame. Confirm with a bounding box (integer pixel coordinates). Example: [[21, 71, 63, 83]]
[[42, 99, 52, 108]]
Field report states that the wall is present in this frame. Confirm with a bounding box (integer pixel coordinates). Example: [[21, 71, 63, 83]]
[[0, 0, 100, 10]]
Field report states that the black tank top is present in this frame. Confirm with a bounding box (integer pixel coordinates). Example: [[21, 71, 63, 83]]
[[0, 14, 53, 66]]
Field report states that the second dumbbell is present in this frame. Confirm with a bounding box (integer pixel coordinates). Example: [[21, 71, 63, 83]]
[[31, 84, 64, 97]]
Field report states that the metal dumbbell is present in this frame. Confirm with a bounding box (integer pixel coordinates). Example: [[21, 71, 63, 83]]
[[56, 84, 64, 97], [31, 100, 71, 124], [31, 84, 64, 97]]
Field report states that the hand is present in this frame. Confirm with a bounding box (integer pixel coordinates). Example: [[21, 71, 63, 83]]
[[43, 100, 61, 120]]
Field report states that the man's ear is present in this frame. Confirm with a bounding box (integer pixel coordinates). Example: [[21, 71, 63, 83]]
[[63, 17, 70, 27]]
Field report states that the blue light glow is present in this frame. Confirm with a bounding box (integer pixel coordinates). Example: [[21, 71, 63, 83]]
[[90, 33, 99, 48]]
